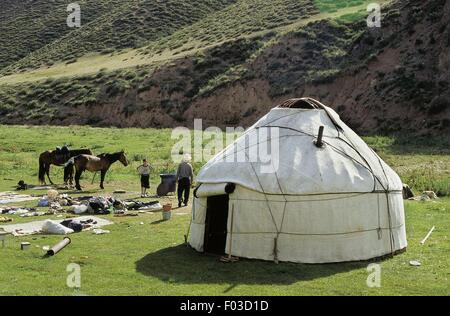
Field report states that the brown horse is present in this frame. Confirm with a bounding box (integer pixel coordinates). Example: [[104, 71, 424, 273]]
[[65, 151, 129, 190], [39, 148, 93, 185]]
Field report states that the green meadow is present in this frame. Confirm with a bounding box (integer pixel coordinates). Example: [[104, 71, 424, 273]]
[[0, 125, 448, 295]]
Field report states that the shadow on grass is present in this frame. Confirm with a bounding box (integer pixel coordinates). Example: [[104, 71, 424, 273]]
[[150, 219, 166, 225], [135, 245, 368, 285]]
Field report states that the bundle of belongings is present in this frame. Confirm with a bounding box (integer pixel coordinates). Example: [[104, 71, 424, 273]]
[[16, 180, 28, 191], [1, 206, 36, 215], [0, 216, 12, 223], [122, 200, 162, 211], [37, 190, 68, 213], [41, 217, 109, 235], [0, 216, 113, 236], [69, 197, 162, 214], [0, 206, 49, 218], [49, 218, 97, 233], [87, 196, 116, 214], [69, 196, 121, 215], [37, 190, 112, 215], [16, 180, 54, 191], [34, 190, 162, 215], [408, 191, 440, 201]]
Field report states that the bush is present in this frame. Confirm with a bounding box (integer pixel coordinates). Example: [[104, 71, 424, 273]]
[[428, 96, 449, 114]]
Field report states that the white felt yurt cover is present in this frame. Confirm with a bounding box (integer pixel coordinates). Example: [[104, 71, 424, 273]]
[[189, 98, 407, 263]]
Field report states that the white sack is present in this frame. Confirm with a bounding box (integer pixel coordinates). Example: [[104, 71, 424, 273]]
[[42, 220, 74, 235]]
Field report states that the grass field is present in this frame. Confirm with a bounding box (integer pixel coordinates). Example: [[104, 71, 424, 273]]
[[0, 125, 448, 295]]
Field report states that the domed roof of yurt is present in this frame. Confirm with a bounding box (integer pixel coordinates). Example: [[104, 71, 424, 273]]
[[189, 98, 407, 263]]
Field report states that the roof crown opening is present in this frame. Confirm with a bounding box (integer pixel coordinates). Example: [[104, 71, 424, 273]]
[[276, 98, 324, 109]]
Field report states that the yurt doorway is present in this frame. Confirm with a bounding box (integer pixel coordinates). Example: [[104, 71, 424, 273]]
[[204, 195, 229, 254]]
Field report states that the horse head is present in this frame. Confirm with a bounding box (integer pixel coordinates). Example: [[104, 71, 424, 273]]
[[119, 151, 129, 167]]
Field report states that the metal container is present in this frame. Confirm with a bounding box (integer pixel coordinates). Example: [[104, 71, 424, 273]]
[[162, 203, 172, 221], [157, 174, 177, 196], [21, 242, 31, 251], [162, 210, 172, 221]]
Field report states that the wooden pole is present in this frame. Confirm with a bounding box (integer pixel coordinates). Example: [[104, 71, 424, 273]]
[[420, 226, 435, 245], [184, 218, 192, 244], [228, 204, 235, 259], [273, 237, 279, 264]]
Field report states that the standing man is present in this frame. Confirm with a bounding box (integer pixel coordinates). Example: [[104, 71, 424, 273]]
[[176, 154, 194, 208], [137, 159, 152, 198]]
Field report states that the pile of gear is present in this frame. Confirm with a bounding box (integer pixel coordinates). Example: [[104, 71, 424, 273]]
[[1, 206, 54, 219], [35, 190, 115, 215], [43, 218, 98, 234], [72, 197, 162, 214], [77, 196, 118, 215], [37, 190, 67, 213], [0, 215, 113, 237], [1, 188, 163, 219], [121, 200, 162, 211], [0, 206, 36, 215]]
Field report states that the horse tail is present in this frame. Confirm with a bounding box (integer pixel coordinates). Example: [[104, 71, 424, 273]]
[[63, 164, 73, 184], [38, 155, 46, 184]]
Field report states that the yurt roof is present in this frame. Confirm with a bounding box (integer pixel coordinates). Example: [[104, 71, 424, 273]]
[[197, 98, 402, 196]]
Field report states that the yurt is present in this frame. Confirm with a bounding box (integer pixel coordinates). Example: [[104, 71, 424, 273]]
[[188, 98, 407, 263]]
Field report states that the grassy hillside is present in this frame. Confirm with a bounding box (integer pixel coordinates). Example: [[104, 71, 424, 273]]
[[0, 1, 386, 127], [140, 0, 318, 57], [0, 0, 127, 70], [1, 0, 236, 75], [0, 0, 448, 136], [0, 36, 274, 126], [0, 1, 352, 85], [1, 0, 379, 75]]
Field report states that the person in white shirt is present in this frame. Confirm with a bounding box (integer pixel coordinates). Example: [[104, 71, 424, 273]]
[[137, 159, 152, 198]]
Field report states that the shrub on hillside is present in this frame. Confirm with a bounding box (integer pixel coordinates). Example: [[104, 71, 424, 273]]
[[428, 95, 449, 115]]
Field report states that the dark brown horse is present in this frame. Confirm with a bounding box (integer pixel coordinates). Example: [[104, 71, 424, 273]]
[[65, 151, 129, 190], [39, 148, 93, 185]]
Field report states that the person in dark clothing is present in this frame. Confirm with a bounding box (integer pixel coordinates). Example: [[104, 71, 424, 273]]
[[176, 155, 194, 207]]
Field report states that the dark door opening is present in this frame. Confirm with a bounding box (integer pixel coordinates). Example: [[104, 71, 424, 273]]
[[204, 195, 229, 255]]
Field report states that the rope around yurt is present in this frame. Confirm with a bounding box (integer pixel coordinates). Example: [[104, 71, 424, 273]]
[[186, 105, 400, 261], [250, 113, 398, 257]]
